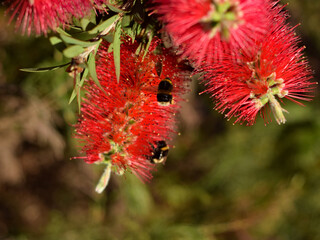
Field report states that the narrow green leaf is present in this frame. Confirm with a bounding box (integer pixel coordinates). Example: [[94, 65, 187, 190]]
[[49, 36, 62, 45], [20, 62, 70, 72], [130, 27, 136, 43], [67, 25, 83, 32], [88, 15, 119, 34], [143, 30, 154, 59], [60, 34, 96, 47], [108, 43, 114, 53], [102, 34, 114, 43], [121, 15, 132, 28], [88, 12, 97, 25], [56, 27, 71, 36], [133, 10, 144, 24], [63, 45, 85, 58], [80, 67, 89, 85], [113, 22, 122, 83], [106, 4, 125, 13], [123, 27, 132, 38], [69, 73, 82, 112], [69, 68, 88, 104], [76, 81, 81, 113], [78, 14, 97, 31], [80, 18, 91, 30], [49, 36, 66, 52], [133, 21, 142, 36], [69, 88, 77, 105], [87, 52, 102, 89], [135, 43, 142, 55]]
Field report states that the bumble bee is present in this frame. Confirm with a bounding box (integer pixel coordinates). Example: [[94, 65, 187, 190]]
[[149, 141, 169, 164], [157, 78, 173, 106]]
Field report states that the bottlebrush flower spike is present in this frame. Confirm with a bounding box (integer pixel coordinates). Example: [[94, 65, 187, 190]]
[[74, 39, 189, 191], [200, 22, 316, 125], [153, 0, 282, 66], [6, 0, 94, 35]]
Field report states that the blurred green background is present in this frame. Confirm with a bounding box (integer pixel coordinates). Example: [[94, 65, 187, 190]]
[[1, 1, 320, 239]]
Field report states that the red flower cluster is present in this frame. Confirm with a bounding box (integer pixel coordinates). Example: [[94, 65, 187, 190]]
[[74, 39, 189, 185], [6, 0, 100, 35], [153, 0, 280, 66], [153, 0, 316, 125], [200, 22, 316, 125]]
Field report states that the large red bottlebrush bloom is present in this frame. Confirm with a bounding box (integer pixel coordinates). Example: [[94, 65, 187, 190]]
[[6, 0, 94, 35], [74, 39, 189, 186], [153, 0, 283, 66], [200, 22, 316, 125]]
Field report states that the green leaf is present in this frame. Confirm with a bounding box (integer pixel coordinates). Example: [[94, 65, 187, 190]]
[[88, 15, 119, 34], [49, 36, 66, 52], [69, 68, 88, 105], [49, 36, 62, 45], [133, 9, 144, 24], [88, 12, 97, 25], [113, 21, 122, 83], [121, 15, 132, 28], [20, 62, 70, 72], [143, 30, 154, 59], [60, 34, 96, 47], [80, 18, 91, 31], [108, 43, 114, 53], [102, 33, 114, 43], [56, 27, 71, 36], [87, 52, 102, 89], [123, 27, 134, 41], [69, 88, 77, 105], [80, 67, 89, 85], [68, 73, 82, 112], [106, 4, 125, 13], [133, 21, 142, 37], [79, 14, 97, 31], [135, 43, 142, 55], [67, 25, 83, 32], [76, 76, 81, 113], [63, 45, 85, 58]]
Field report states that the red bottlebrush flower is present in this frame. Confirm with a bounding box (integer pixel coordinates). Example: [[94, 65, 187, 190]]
[[6, 0, 93, 35], [74, 39, 189, 187], [153, 0, 283, 66], [200, 22, 316, 125]]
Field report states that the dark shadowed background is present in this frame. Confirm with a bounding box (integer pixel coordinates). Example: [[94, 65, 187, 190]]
[[1, 1, 320, 239]]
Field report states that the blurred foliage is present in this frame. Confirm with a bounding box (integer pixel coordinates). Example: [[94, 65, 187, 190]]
[[1, 0, 320, 240]]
